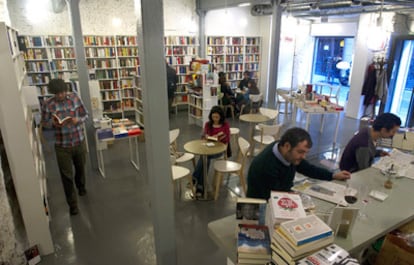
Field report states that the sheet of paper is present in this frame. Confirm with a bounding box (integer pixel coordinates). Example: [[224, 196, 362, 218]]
[[372, 148, 414, 180]]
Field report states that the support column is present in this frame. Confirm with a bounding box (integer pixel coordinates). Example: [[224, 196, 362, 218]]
[[66, 0, 98, 169], [267, 1, 282, 107], [136, 0, 177, 264]]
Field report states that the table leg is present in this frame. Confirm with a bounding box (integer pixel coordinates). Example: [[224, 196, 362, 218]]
[[98, 147, 105, 178], [249, 123, 255, 156], [333, 113, 340, 145], [129, 136, 140, 171], [305, 113, 310, 131], [203, 155, 209, 200], [320, 114, 325, 133], [292, 104, 297, 125]]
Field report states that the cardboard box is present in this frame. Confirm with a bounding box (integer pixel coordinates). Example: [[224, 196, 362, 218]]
[[375, 232, 414, 265]]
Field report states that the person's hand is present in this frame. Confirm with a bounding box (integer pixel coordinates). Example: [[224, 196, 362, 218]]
[[333, 170, 351, 181]]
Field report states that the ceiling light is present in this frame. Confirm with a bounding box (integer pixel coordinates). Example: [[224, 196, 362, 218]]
[[238, 3, 251, 7]]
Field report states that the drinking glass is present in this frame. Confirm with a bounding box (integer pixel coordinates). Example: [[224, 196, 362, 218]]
[[344, 183, 358, 205]]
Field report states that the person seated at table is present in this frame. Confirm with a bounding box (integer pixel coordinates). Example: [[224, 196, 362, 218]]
[[246, 127, 351, 200], [235, 79, 260, 113], [192, 106, 230, 198], [238, 71, 252, 91], [219, 72, 236, 113], [339, 113, 401, 173]]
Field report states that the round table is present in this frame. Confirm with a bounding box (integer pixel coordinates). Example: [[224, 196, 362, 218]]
[[239, 113, 271, 155], [184, 139, 227, 200]]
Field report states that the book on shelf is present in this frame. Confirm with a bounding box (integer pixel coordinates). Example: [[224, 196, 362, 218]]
[[272, 227, 334, 258], [52, 113, 72, 125], [279, 214, 333, 246], [267, 191, 306, 228], [237, 224, 271, 262], [296, 244, 360, 265]]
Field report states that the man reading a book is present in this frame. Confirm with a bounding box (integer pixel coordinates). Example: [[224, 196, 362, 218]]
[[41, 78, 88, 215], [339, 113, 401, 173], [246, 127, 351, 200]]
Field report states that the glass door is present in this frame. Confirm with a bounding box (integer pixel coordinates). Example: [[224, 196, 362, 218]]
[[388, 39, 414, 127]]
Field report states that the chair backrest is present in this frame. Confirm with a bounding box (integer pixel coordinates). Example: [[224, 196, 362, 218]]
[[238, 136, 250, 167], [259, 107, 279, 120], [249, 93, 263, 103], [258, 123, 283, 139], [169, 128, 180, 145]]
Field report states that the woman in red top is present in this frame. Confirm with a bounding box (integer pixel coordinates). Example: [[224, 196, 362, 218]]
[[193, 106, 230, 198]]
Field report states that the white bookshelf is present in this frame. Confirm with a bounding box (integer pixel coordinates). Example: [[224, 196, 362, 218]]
[[0, 23, 53, 254]]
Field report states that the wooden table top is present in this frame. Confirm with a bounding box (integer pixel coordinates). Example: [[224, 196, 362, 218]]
[[239, 113, 270, 123], [184, 139, 227, 156]]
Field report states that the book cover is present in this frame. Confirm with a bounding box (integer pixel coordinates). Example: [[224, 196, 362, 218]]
[[238, 257, 271, 264], [237, 224, 271, 257], [268, 191, 306, 224], [206, 135, 218, 142], [52, 113, 71, 125], [279, 214, 333, 246], [236, 197, 267, 226], [272, 228, 334, 258], [24, 245, 41, 265], [296, 244, 359, 265]]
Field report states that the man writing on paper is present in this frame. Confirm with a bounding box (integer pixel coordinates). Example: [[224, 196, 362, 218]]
[[339, 113, 401, 173], [41, 78, 88, 215], [246, 127, 351, 200]]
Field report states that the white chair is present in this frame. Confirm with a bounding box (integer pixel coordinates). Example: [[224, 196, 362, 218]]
[[255, 107, 279, 131], [212, 137, 249, 200], [276, 88, 292, 114], [240, 93, 263, 114], [253, 123, 283, 153], [170, 156, 193, 199], [169, 128, 196, 168]]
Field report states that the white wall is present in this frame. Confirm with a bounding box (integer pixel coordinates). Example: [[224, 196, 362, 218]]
[[7, 0, 197, 35], [0, 0, 10, 24]]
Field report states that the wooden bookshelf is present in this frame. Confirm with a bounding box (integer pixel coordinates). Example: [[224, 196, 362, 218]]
[[206, 36, 261, 89], [164, 35, 199, 111]]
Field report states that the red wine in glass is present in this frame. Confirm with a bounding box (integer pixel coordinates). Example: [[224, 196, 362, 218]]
[[344, 195, 358, 204]]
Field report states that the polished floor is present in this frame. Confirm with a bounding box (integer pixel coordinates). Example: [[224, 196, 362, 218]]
[[40, 105, 362, 265]]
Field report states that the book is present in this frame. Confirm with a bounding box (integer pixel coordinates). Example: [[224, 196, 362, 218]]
[[238, 257, 271, 264], [52, 113, 72, 124], [293, 181, 348, 206], [206, 135, 218, 141], [236, 197, 267, 225], [279, 214, 333, 246], [296, 244, 359, 265], [24, 245, 41, 265], [271, 240, 307, 264], [237, 224, 271, 260], [267, 191, 306, 227], [272, 228, 334, 258]]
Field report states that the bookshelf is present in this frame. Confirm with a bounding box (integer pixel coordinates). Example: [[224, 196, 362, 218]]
[[187, 66, 219, 127], [133, 74, 144, 127], [164, 36, 199, 111], [0, 23, 53, 254], [206, 36, 261, 89]]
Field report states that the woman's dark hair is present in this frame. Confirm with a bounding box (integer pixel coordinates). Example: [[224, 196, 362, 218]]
[[279, 127, 313, 149], [372, 113, 401, 131], [207, 106, 225, 129], [48, 78, 68, 94]]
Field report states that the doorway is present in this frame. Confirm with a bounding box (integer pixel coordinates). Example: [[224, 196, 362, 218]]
[[387, 37, 414, 127]]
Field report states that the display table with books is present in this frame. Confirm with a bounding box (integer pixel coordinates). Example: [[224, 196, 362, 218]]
[[95, 118, 142, 178], [208, 167, 414, 264]]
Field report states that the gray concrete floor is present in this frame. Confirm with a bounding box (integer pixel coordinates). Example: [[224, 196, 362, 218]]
[[40, 106, 361, 265]]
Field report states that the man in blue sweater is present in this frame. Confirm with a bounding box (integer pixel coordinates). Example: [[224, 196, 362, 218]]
[[340, 113, 401, 173], [247, 127, 351, 200]]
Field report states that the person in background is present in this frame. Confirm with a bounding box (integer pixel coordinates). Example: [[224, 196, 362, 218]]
[[41, 78, 88, 215], [166, 61, 178, 115], [192, 106, 230, 198], [247, 127, 351, 200], [339, 113, 401, 173], [235, 79, 260, 113], [218, 71, 236, 108], [238, 71, 252, 91]]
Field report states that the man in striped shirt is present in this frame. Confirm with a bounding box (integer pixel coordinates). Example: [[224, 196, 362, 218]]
[[41, 79, 88, 216]]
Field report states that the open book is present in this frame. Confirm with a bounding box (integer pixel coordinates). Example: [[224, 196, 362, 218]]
[[206, 136, 218, 142], [53, 114, 72, 125]]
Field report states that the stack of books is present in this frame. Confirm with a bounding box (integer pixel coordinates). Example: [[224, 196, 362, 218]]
[[296, 244, 359, 265], [266, 191, 306, 229], [270, 215, 334, 265], [237, 224, 271, 265]]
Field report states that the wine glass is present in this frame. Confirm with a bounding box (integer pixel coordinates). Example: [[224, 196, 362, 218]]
[[344, 183, 358, 205], [358, 185, 371, 222]]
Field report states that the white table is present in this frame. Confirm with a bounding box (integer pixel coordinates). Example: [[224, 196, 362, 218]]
[[96, 133, 141, 178], [208, 167, 414, 264], [292, 100, 343, 145]]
